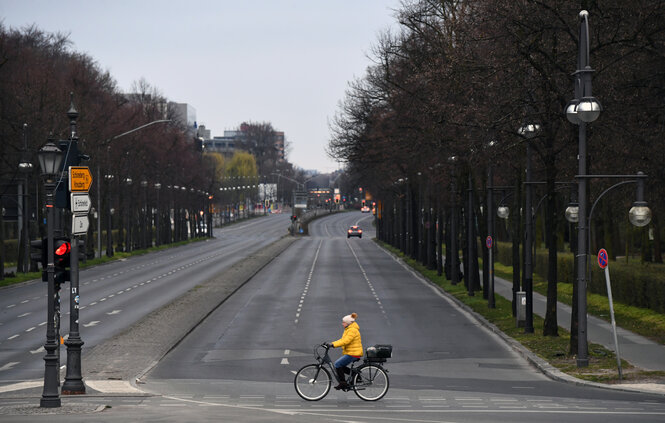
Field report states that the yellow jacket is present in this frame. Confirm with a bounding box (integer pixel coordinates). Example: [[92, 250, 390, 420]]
[[332, 322, 363, 356]]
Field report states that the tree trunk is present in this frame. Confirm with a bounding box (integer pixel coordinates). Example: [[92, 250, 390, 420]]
[[543, 168, 559, 336]]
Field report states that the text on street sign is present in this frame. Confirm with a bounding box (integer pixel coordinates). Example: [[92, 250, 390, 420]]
[[69, 166, 93, 192], [70, 193, 92, 214], [72, 215, 89, 235]]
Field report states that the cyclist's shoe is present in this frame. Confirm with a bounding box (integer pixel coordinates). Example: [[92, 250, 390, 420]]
[[335, 382, 350, 391], [334, 368, 348, 390]]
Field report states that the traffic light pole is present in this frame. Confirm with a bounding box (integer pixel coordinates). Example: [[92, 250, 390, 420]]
[[41, 182, 61, 408], [62, 235, 85, 394]]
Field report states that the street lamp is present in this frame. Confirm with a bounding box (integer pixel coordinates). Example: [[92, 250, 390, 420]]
[[518, 122, 539, 334], [37, 139, 63, 408], [448, 156, 459, 285], [125, 177, 133, 251], [629, 175, 651, 227], [154, 183, 161, 247], [568, 10, 602, 367], [18, 124, 33, 273], [141, 180, 148, 249]]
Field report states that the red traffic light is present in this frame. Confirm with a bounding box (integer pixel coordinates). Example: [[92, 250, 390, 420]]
[[55, 242, 70, 257], [53, 238, 71, 267]]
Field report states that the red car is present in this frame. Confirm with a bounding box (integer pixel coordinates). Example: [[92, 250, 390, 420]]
[[347, 225, 363, 238]]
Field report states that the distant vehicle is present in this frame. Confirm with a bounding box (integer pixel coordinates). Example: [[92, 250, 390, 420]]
[[348, 225, 362, 238], [361, 206, 370, 213]]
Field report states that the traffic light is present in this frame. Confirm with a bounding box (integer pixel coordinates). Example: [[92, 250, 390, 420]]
[[291, 214, 297, 222], [53, 237, 71, 284], [30, 238, 47, 281]]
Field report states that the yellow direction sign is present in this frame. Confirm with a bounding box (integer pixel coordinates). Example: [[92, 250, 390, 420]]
[[69, 166, 93, 192]]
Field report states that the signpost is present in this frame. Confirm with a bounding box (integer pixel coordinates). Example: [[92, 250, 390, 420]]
[[598, 248, 622, 380], [62, 164, 91, 394], [68, 171, 92, 236]]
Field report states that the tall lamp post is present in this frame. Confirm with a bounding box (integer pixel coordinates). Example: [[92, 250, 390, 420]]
[[565, 10, 602, 367], [37, 139, 63, 408], [518, 123, 539, 334], [448, 156, 459, 285], [18, 123, 34, 273]]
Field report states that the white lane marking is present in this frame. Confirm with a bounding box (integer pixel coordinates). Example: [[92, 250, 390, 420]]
[[6, 304, 15, 308], [347, 240, 390, 325], [31, 346, 45, 354], [7, 335, 19, 340], [83, 321, 100, 327], [26, 327, 36, 332], [0, 362, 20, 371], [280, 358, 289, 365], [18, 312, 31, 318], [107, 310, 122, 315], [295, 240, 322, 324]]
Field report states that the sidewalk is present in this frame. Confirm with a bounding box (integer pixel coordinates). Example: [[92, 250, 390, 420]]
[[493, 274, 665, 372]]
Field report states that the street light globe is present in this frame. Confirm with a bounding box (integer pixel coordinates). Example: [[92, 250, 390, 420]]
[[629, 204, 652, 227], [18, 161, 33, 173], [518, 123, 540, 139], [565, 100, 580, 125], [497, 206, 509, 220], [577, 96, 602, 122], [565, 204, 579, 223]]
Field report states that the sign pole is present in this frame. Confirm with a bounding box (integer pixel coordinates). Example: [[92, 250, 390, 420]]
[[63, 165, 91, 394], [598, 248, 622, 381]]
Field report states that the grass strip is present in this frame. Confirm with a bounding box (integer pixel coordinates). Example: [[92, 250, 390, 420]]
[[380, 242, 665, 385], [493, 262, 665, 345]]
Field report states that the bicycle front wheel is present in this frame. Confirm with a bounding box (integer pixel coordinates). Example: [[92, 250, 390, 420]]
[[353, 364, 389, 401], [294, 364, 331, 401]]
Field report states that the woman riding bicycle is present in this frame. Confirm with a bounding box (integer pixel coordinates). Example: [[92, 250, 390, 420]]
[[326, 312, 362, 390]]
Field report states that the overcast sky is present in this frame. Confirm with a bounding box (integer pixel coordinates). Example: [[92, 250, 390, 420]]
[[1, 0, 403, 173]]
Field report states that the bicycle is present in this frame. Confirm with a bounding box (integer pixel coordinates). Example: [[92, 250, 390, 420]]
[[294, 343, 390, 401]]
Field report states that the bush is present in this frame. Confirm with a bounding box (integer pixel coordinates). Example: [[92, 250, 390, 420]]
[[496, 241, 665, 314]]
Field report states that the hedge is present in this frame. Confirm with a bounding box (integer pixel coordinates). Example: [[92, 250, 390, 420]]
[[495, 241, 665, 314]]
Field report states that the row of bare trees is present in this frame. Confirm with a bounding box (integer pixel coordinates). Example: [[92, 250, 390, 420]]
[[329, 0, 665, 347], [0, 24, 300, 275]]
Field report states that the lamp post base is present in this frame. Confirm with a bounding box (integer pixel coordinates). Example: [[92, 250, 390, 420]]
[[62, 335, 86, 395], [576, 358, 589, 368]]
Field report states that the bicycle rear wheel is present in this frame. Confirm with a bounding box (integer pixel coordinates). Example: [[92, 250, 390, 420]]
[[294, 364, 331, 401], [352, 364, 389, 401]]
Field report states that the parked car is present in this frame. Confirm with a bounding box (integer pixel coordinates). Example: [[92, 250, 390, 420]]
[[347, 225, 363, 238], [361, 206, 370, 213]]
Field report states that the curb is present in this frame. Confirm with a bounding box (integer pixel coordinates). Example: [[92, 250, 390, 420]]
[[375, 241, 665, 397]]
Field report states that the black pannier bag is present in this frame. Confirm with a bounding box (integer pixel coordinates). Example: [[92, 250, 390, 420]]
[[366, 344, 392, 362]]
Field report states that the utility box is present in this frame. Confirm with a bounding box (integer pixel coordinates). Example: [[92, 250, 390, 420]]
[[516, 291, 526, 328]]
